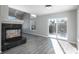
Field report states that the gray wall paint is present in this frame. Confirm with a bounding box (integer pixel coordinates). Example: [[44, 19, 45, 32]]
[[23, 15, 49, 37], [66, 10, 77, 44]]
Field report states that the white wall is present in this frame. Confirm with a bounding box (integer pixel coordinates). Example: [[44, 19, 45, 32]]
[[66, 10, 77, 44]]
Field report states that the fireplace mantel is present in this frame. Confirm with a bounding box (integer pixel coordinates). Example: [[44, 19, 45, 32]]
[[0, 19, 24, 24]]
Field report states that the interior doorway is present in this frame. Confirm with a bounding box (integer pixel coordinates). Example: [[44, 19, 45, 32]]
[[49, 17, 68, 40]]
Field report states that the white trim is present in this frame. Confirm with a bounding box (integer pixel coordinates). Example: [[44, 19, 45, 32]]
[[68, 41, 77, 45], [24, 32, 48, 38], [31, 33, 48, 37], [0, 16, 24, 24], [58, 39, 76, 45]]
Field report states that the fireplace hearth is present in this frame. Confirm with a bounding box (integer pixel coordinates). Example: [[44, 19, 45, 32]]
[[1, 23, 26, 52]]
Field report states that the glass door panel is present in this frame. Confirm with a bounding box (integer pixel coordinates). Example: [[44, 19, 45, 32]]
[[57, 18, 67, 40], [49, 19, 56, 38]]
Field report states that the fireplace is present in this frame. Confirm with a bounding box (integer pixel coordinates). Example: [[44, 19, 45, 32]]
[[1, 23, 26, 52], [6, 29, 22, 42], [6, 29, 21, 39]]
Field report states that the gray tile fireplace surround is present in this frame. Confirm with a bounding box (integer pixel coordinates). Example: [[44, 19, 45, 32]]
[[3, 34, 55, 54]]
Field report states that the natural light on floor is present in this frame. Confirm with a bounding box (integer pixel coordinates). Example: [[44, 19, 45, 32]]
[[50, 38, 77, 54], [50, 38, 64, 54]]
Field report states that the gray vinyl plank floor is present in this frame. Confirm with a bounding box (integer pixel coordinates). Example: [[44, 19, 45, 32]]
[[3, 34, 55, 54]]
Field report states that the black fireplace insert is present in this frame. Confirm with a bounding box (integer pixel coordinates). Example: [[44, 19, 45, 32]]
[[1, 23, 26, 52]]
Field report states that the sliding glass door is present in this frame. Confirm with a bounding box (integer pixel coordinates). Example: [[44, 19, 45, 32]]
[[49, 18, 68, 40], [49, 19, 56, 38]]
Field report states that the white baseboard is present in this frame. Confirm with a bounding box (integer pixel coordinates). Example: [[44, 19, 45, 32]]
[[31, 33, 48, 38], [68, 41, 77, 45], [59, 39, 76, 45], [24, 32, 48, 38]]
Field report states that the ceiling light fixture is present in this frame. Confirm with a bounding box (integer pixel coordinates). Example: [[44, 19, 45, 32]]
[[45, 5, 52, 8], [30, 14, 37, 18]]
